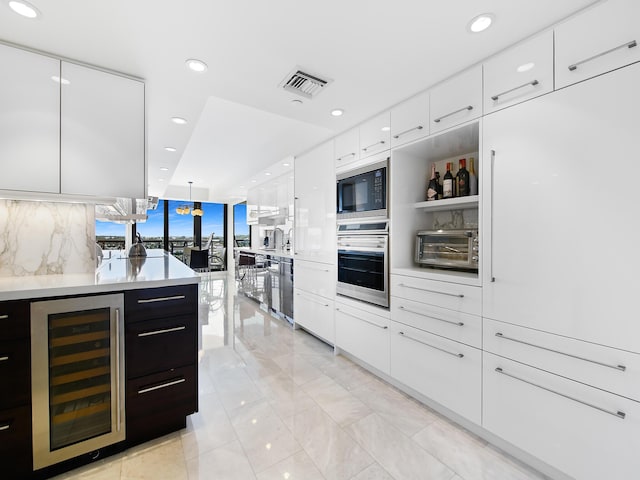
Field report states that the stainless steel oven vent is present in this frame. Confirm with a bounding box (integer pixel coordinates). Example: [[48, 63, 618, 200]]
[[279, 67, 332, 99]]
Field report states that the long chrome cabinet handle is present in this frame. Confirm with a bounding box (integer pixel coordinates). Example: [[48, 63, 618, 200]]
[[398, 331, 464, 358], [433, 105, 473, 123], [0, 424, 10, 431], [491, 80, 539, 101], [137, 295, 186, 304], [0, 356, 9, 362], [138, 378, 186, 395], [393, 125, 423, 139], [336, 308, 388, 329], [398, 283, 464, 298], [495, 333, 626, 372], [490, 150, 496, 283], [362, 140, 385, 152], [0, 314, 8, 320], [495, 367, 625, 419], [399, 306, 464, 326], [337, 153, 356, 161], [138, 326, 186, 337], [115, 307, 122, 432], [295, 292, 329, 307], [568, 40, 637, 71], [298, 264, 330, 273]]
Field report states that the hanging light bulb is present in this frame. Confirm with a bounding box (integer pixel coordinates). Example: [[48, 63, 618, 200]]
[[191, 207, 203, 216]]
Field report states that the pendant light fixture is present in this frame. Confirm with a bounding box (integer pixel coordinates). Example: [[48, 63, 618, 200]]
[[175, 181, 203, 216]]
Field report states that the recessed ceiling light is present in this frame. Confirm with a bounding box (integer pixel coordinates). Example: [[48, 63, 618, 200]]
[[381, 126, 390, 132], [160, 167, 169, 171], [171, 117, 187, 125], [468, 13, 494, 33], [8, 0, 40, 18], [291, 99, 303, 105], [164, 147, 177, 152], [158, 179, 164, 182], [517, 62, 536, 73], [251, 179, 257, 183], [331, 109, 344, 117], [185, 58, 208, 73], [51, 76, 70, 85], [282, 162, 290, 167], [264, 172, 271, 176]]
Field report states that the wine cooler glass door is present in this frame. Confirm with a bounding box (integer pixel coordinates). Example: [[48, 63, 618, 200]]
[[31, 293, 125, 470]]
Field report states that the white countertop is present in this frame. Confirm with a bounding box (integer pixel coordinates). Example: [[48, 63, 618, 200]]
[[0, 249, 199, 301], [236, 247, 294, 260]]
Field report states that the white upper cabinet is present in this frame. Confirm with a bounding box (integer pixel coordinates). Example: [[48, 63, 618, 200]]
[[555, 0, 640, 89], [430, 65, 482, 133], [334, 127, 359, 170], [359, 111, 391, 158], [484, 30, 554, 114], [0, 44, 60, 194], [61, 62, 145, 198], [390, 91, 429, 148]]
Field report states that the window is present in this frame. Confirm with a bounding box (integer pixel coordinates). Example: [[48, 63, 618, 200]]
[[234, 203, 250, 247], [136, 200, 164, 248]]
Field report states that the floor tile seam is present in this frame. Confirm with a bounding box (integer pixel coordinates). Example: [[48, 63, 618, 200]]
[[213, 435, 260, 480]]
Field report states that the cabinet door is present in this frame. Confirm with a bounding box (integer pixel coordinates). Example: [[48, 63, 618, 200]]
[[61, 62, 145, 198], [0, 44, 60, 193], [294, 141, 335, 264], [483, 352, 640, 480], [334, 128, 359, 169], [483, 62, 640, 353], [294, 259, 335, 300], [359, 111, 390, 158], [294, 288, 334, 344], [390, 321, 481, 424], [430, 65, 482, 133], [555, 0, 640, 89], [484, 30, 553, 114], [335, 302, 389, 374], [390, 91, 429, 148]]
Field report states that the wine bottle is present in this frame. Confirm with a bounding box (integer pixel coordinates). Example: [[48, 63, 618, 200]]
[[468, 157, 478, 196], [443, 162, 454, 198], [456, 158, 469, 197], [435, 171, 443, 198], [427, 163, 438, 201]]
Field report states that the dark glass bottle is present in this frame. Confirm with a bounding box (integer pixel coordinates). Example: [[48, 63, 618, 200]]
[[456, 158, 469, 197], [427, 163, 438, 201], [443, 162, 454, 199], [435, 171, 443, 198]]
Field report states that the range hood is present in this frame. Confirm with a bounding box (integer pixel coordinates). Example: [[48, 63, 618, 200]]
[[95, 196, 158, 224]]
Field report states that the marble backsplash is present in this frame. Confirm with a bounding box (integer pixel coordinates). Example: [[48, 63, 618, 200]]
[[0, 200, 96, 277]]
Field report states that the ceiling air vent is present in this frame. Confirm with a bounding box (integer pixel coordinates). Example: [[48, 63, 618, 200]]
[[279, 67, 332, 99]]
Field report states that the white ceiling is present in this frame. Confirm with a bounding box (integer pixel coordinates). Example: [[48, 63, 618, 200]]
[[0, 0, 599, 204]]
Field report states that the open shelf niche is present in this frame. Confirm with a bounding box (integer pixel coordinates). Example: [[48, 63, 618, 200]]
[[389, 121, 480, 283]]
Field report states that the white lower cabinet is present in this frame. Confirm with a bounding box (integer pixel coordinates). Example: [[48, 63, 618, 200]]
[[391, 275, 481, 316], [294, 288, 334, 344], [294, 260, 335, 300], [335, 302, 390, 374], [390, 321, 481, 424], [483, 352, 640, 480]]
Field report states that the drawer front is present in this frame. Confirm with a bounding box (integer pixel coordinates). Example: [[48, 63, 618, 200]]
[[0, 339, 30, 409], [126, 314, 197, 379], [335, 302, 389, 374], [483, 352, 640, 480], [0, 300, 29, 341], [125, 284, 197, 321], [390, 321, 481, 424], [390, 275, 481, 315], [390, 91, 429, 148], [430, 65, 482, 133], [0, 405, 32, 477], [484, 30, 553, 114], [294, 288, 334, 344], [359, 111, 391, 158], [334, 128, 359, 168], [484, 318, 640, 401], [391, 297, 481, 348], [555, 0, 640, 89], [294, 259, 335, 300]]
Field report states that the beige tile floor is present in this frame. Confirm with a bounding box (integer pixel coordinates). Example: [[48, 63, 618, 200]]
[[53, 275, 549, 480]]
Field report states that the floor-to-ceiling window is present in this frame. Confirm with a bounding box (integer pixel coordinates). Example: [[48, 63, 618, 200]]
[[234, 203, 250, 247], [135, 200, 164, 248]]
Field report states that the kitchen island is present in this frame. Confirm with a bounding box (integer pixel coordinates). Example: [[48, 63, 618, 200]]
[[0, 250, 200, 479]]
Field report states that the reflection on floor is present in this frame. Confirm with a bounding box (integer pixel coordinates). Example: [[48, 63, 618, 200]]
[[53, 273, 548, 480]]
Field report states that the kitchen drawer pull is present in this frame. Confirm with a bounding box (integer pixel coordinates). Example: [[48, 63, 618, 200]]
[[398, 331, 464, 358], [0, 314, 8, 320], [568, 40, 637, 71], [0, 423, 10, 431], [399, 306, 464, 326], [337, 152, 356, 161], [398, 283, 464, 298], [138, 325, 187, 337], [491, 79, 539, 101], [495, 367, 626, 420], [0, 356, 9, 362], [495, 333, 626, 372], [137, 295, 186, 304], [298, 264, 330, 273], [295, 292, 329, 307], [336, 308, 388, 329], [362, 140, 385, 152], [138, 377, 186, 395], [433, 105, 473, 123], [393, 125, 423, 139]]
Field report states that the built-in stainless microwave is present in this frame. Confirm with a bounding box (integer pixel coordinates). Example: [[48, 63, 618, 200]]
[[415, 229, 479, 271], [337, 159, 388, 221]]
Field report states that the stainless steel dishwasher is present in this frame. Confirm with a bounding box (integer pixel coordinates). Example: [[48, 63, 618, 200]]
[[280, 257, 294, 321], [265, 256, 280, 313]]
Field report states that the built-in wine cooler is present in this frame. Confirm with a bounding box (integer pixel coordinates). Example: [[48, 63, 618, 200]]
[[30, 294, 125, 470]]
